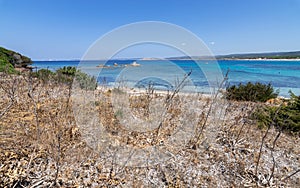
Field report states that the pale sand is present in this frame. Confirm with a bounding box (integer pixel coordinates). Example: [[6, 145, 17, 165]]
[[97, 85, 215, 98], [228, 58, 300, 61]]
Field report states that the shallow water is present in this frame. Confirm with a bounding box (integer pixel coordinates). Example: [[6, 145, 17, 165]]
[[33, 59, 300, 97]]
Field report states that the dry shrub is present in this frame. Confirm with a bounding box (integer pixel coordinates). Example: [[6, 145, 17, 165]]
[[0, 73, 299, 187]]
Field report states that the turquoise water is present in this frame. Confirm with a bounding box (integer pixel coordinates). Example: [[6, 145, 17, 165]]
[[33, 60, 300, 97]]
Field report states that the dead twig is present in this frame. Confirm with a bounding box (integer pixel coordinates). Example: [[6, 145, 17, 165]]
[[255, 104, 283, 177], [281, 169, 300, 182], [153, 70, 192, 144], [268, 125, 283, 184], [192, 69, 229, 147], [0, 74, 19, 119]]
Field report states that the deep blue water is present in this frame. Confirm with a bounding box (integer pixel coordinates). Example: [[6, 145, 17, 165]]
[[33, 60, 300, 97]]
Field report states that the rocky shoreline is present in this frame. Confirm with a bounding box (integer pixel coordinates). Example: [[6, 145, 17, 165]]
[[0, 47, 33, 72], [97, 61, 141, 68]]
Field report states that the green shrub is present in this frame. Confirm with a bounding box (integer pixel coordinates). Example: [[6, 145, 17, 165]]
[[31, 69, 54, 82], [0, 46, 32, 73], [31, 66, 97, 90], [0, 47, 14, 65], [55, 66, 97, 90], [254, 91, 300, 133], [54, 66, 76, 84], [0, 59, 16, 74], [56, 66, 77, 76], [74, 70, 97, 90], [226, 82, 278, 102]]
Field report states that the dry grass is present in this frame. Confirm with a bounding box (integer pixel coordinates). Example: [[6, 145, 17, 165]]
[[0, 73, 299, 187]]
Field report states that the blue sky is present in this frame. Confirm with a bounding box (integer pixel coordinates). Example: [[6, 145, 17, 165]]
[[0, 0, 300, 60]]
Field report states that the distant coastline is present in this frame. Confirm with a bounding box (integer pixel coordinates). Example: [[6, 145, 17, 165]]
[[166, 50, 300, 61], [219, 58, 300, 61], [163, 58, 300, 61], [32, 50, 300, 62], [33, 58, 300, 62]]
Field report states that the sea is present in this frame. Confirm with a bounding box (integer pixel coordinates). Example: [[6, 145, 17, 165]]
[[32, 59, 300, 98]]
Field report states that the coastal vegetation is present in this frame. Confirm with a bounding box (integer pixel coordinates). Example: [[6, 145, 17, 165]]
[[0, 49, 299, 187], [225, 82, 278, 102], [0, 47, 32, 73], [226, 82, 299, 133], [32, 66, 97, 90], [255, 91, 300, 133]]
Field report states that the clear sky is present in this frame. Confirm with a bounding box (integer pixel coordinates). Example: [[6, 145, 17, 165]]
[[0, 0, 300, 60]]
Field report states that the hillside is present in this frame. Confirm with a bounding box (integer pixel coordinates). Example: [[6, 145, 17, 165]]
[[217, 51, 300, 59], [167, 51, 300, 60], [0, 47, 33, 73]]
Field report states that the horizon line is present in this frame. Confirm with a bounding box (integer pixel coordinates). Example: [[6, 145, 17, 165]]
[[32, 49, 300, 61]]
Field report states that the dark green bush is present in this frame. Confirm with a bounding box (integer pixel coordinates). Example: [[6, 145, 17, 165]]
[[74, 70, 97, 90], [254, 91, 300, 133], [56, 66, 97, 90], [226, 82, 278, 102], [0, 46, 32, 73], [31, 69, 54, 83], [0, 59, 16, 74], [56, 66, 77, 76], [54, 66, 78, 84], [32, 66, 97, 90]]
